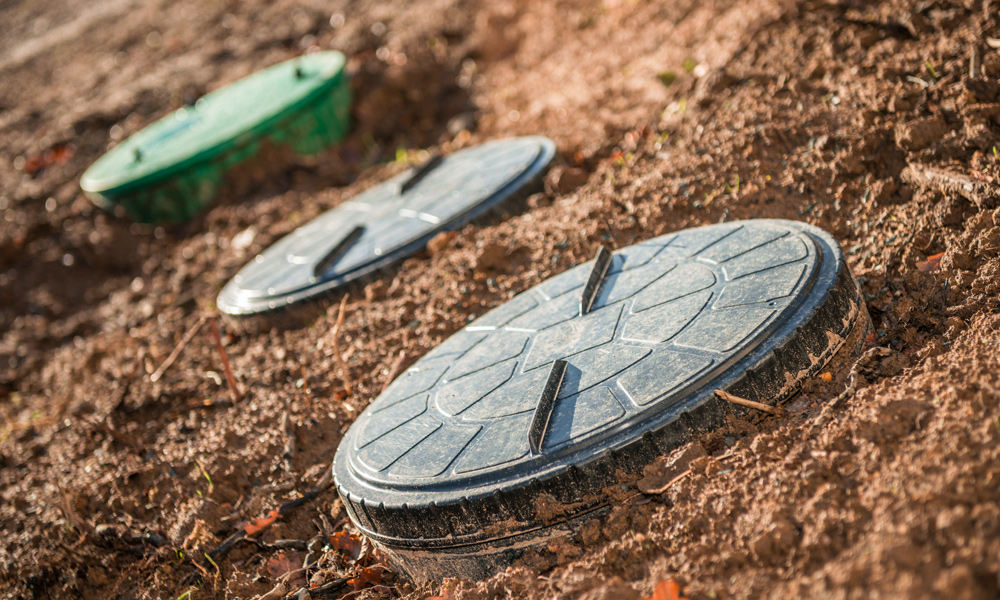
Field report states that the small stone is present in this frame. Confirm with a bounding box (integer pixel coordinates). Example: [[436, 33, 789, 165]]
[[637, 443, 706, 493], [749, 517, 798, 562], [546, 166, 589, 195], [578, 518, 603, 545], [602, 505, 630, 539], [577, 578, 641, 600], [934, 565, 987, 600], [426, 231, 454, 256], [894, 116, 951, 152], [941, 248, 975, 271], [870, 179, 900, 206], [693, 69, 737, 107], [473, 240, 508, 272], [364, 280, 387, 302]]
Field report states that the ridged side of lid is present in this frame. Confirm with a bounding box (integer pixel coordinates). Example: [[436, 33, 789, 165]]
[[334, 220, 869, 547]]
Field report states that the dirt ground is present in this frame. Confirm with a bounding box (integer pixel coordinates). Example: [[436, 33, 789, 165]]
[[2, 0, 1000, 598]]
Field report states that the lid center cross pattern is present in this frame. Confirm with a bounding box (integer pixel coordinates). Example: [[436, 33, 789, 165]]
[[334, 219, 870, 582]]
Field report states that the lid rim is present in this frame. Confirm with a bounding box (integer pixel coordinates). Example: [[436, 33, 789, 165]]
[[333, 220, 870, 546], [216, 136, 557, 315], [81, 52, 348, 195]]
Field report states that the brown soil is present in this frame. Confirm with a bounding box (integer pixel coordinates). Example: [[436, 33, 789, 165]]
[[3, 0, 1000, 599]]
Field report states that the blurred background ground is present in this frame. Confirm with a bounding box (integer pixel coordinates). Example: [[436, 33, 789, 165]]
[[2, 0, 1000, 598]]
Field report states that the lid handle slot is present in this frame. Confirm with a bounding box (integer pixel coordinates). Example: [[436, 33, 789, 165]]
[[527, 358, 567, 455], [399, 154, 445, 194], [580, 246, 612, 315], [313, 224, 366, 277]]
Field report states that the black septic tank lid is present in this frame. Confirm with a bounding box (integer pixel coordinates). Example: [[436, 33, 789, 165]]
[[333, 219, 870, 582], [217, 136, 556, 318]]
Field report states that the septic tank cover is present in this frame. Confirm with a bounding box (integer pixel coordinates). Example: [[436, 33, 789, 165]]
[[333, 219, 870, 582], [81, 51, 351, 223], [217, 136, 556, 317]]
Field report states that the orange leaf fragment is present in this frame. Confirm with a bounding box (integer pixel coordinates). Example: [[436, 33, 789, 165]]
[[331, 530, 363, 561], [266, 552, 303, 578], [916, 252, 944, 273], [348, 566, 382, 591], [646, 579, 689, 600], [267, 552, 306, 588], [819, 372, 833, 382], [22, 143, 75, 176], [244, 509, 279, 535]]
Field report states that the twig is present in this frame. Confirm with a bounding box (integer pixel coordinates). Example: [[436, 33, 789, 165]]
[[809, 346, 894, 434], [317, 512, 334, 539], [174, 398, 233, 413], [248, 539, 309, 552], [330, 296, 354, 396], [150, 316, 207, 382], [208, 530, 246, 560], [644, 469, 692, 495], [89, 419, 141, 450], [207, 463, 337, 562], [307, 578, 349, 600], [253, 582, 287, 600], [714, 390, 787, 417], [299, 365, 310, 395], [902, 164, 999, 208], [58, 488, 95, 536], [282, 411, 296, 474], [208, 316, 243, 403], [195, 459, 215, 496], [381, 350, 407, 393]]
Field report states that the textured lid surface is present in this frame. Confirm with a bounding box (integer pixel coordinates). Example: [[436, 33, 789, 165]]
[[217, 136, 556, 315], [81, 51, 347, 195], [334, 220, 867, 546]]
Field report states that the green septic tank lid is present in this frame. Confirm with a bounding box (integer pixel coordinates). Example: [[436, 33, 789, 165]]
[[80, 51, 350, 222]]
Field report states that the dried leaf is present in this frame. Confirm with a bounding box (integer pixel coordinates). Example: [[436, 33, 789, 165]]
[[347, 566, 382, 591], [646, 579, 689, 600], [916, 252, 944, 273], [267, 552, 306, 589], [244, 509, 279, 536], [23, 143, 74, 176], [330, 531, 362, 561], [266, 552, 303, 579]]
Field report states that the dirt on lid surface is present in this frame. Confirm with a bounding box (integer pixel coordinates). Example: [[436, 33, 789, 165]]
[[2, 0, 1000, 599]]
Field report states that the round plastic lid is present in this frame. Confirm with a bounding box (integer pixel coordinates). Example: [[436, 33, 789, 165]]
[[333, 219, 868, 571], [81, 51, 347, 196], [217, 136, 556, 316]]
